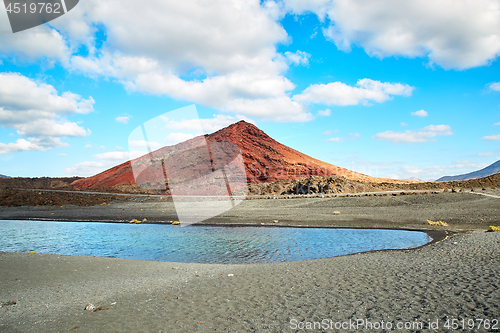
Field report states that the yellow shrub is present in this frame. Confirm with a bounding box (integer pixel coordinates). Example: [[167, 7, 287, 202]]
[[427, 219, 449, 226], [172, 221, 180, 225], [487, 226, 500, 232]]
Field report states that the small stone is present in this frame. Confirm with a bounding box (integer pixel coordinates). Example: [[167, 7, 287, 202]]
[[85, 304, 96, 311], [333, 211, 341, 215], [228, 274, 234, 277], [273, 220, 279, 223]]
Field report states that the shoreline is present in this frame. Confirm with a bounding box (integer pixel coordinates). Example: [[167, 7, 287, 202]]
[[1, 191, 499, 332], [1, 231, 499, 332], [1, 190, 498, 233]]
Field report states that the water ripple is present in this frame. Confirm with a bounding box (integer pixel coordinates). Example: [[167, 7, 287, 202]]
[[0, 220, 432, 264]]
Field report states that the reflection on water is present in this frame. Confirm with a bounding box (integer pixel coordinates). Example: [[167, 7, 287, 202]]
[[0, 220, 432, 264]]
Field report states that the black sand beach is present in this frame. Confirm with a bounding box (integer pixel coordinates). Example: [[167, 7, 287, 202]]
[[1, 190, 500, 332], [1, 189, 499, 232]]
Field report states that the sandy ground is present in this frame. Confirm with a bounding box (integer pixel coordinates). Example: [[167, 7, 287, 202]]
[[1, 232, 499, 332], [1, 191, 500, 332], [1, 190, 499, 232]]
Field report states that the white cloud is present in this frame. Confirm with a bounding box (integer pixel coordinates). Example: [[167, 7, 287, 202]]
[[326, 133, 360, 142], [64, 150, 145, 176], [64, 161, 108, 177], [115, 116, 130, 124], [58, 153, 68, 157], [494, 122, 500, 126], [478, 152, 493, 156], [373, 124, 453, 143], [283, 0, 332, 20], [85, 144, 92, 149], [379, 160, 490, 181], [0, 26, 70, 62], [165, 133, 197, 145], [164, 115, 254, 133], [400, 122, 408, 127], [224, 97, 312, 122], [0, 73, 93, 115], [128, 140, 161, 148], [284, 50, 311, 66], [411, 109, 428, 117], [0, 139, 45, 154], [306, 0, 500, 70], [318, 109, 331, 116], [94, 151, 144, 162], [53, 0, 312, 122], [0, 73, 93, 153], [64, 151, 145, 177], [0, 0, 312, 122], [294, 79, 413, 106], [489, 82, 500, 91], [322, 130, 337, 136], [482, 134, 500, 141]]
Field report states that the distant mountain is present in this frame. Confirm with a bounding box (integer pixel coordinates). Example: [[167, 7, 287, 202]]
[[0, 174, 9, 178], [71, 121, 407, 191], [406, 177, 421, 182], [437, 160, 500, 181]]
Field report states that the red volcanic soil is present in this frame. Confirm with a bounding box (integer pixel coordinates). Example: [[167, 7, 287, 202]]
[[71, 121, 405, 191]]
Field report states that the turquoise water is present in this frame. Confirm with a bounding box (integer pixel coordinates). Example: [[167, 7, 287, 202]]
[[0, 220, 432, 264]]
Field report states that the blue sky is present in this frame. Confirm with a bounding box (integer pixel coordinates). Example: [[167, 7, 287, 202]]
[[0, 0, 499, 180]]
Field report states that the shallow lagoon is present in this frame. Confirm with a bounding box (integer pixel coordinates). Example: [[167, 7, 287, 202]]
[[0, 220, 432, 264]]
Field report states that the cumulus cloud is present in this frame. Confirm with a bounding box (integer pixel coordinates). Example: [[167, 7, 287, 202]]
[[165, 133, 197, 145], [224, 96, 312, 122], [494, 122, 500, 126], [0, 73, 93, 115], [318, 109, 331, 116], [282, 0, 332, 20], [294, 79, 414, 106], [326, 133, 360, 142], [396, 160, 490, 180], [94, 151, 144, 162], [489, 82, 500, 91], [322, 130, 338, 136], [0, 138, 45, 154], [412, 110, 428, 117], [0, 73, 94, 154], [482, 134, 500, 141], [284, 50, 311, 66], [128, 140, 161, 148], [64, 161, 107, 176], [56, 0, 311, 122], [478, 152, 493, 156], [65, 150, 145, 176], [373, 124, 453, 143], [0, 27, 70, 62], [2, 0, 434, 122], [163, 114, 254, 133], [306, 0, 500, 70], [115, 116, 130, 124], [1, 0, 312, 122]]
